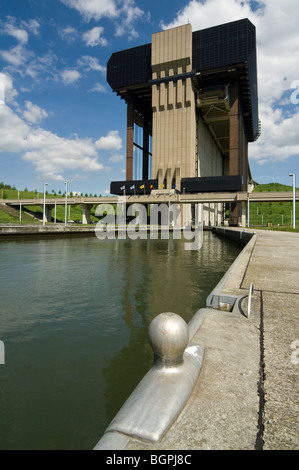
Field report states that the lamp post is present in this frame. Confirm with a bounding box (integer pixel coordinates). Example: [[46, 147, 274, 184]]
[[289, 174, 296, 229], [43, 183, 48, 226], [64, 181, 68, 226]]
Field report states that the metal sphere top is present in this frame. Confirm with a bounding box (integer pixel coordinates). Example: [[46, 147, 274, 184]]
[[148, 312, 189, 364]]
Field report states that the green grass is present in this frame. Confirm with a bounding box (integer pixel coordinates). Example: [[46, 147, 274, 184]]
[[0, 203, 101, 224], [0, 184, 104, 224], [0, 188, 53, 199], [0, 204, 39, 223], [253, 182, 294, 192], [249, 183, 299, 232]]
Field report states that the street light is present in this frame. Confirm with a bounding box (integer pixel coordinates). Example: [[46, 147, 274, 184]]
[[43, 183, 48, 226], [289, 174, 296, 229], [64, 181, 68, 226]]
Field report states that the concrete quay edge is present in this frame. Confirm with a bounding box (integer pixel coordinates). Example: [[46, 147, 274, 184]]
[[0, 224, 96, 237], [95, 227, 299, 451]]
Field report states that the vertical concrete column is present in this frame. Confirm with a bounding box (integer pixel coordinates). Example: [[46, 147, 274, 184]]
[[82, 204, 91, 225], [126, 100, 134, 181], [241, 201, 247, 228], [182, 204, 193, 227], [45, 205, 53, 223]]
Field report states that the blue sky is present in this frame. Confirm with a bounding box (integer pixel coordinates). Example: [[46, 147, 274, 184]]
[[0, 0, 298, 196]]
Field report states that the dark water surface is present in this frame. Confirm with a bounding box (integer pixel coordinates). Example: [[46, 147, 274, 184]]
[[0, 232, 241, 449]]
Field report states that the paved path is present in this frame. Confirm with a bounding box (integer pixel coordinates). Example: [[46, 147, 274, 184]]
[[241, 230, 299, 450], [96, 229, 299, 451]]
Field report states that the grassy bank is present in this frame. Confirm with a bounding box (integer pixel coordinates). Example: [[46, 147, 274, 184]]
[[0, 186, 101, 224], [249, 183, 298, 231], [0, 204, 101, 224]]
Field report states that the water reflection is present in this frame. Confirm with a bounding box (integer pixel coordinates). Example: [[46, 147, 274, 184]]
[[0, 233, 240, 449]]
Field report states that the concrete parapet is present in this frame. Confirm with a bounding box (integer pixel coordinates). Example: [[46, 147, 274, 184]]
[[0, 224, 96, 238]]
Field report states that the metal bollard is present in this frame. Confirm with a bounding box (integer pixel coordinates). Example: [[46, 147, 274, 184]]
[[95, 311, 204, 447], [148, 312, 189, 366]]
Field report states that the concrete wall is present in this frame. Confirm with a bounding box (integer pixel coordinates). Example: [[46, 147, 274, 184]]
[[197, 116, 224, 226], [197, 116, 223, 178]]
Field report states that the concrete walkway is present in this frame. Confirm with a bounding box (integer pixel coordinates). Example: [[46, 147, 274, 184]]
[[103, 229, 299, 451]]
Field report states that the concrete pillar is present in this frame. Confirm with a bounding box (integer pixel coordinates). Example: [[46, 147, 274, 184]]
[[42, 204, 54, 223], [182, 204, 193, 228], [82, 204, 92, 225], [241, 201, 247, 228]]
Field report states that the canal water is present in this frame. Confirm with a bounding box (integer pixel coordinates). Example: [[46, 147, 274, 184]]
[[0, 232, 241, 450]]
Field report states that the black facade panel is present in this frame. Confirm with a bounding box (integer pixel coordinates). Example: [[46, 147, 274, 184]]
[[110, 179, 158, 195], [247, 49, 259, 139], [181, 176, 243, 193], [192, 19, 256, 72], [107, 43, 151, 90]]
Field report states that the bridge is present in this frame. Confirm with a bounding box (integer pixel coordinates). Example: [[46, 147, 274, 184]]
[[1, 191, 298, 225]]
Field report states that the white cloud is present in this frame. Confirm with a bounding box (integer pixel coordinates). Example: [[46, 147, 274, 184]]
[[61, 0, 148, 38], [0, 74, 109, 181], [61, 69, 81, 85], [163, 0, 299, 166], [0, 17, 41, 76], [0, 44, 29, 68], [250, 104, 299, 163], [23, 101, 48, 124], [109, 154, 124, 163], [23, 130, 104, 177], [114, 0, 145, 38], [2, 23, 29, 43], [96, 130, 122, 151], [61, 0, 117, 22], [25, 52, 58, 81], [161, 0, 255, 31], [21, 19, 40, 36], [0, 104, 29, 153], [0, 17, 40, 68], [59, 26, 78, 44], [90, 83, 106, 93], [83, 27, 107, 47], [0, 72, 18, 104], [78, 56, 106, 74]]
